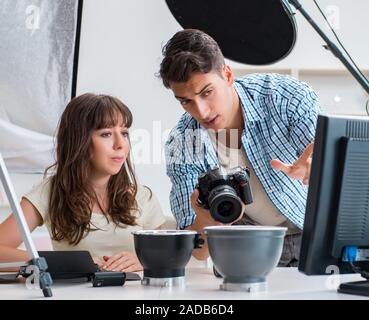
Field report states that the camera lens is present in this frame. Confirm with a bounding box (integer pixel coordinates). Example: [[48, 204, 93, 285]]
[[217, 201, 234, 216], [208, 185, 243, 224]]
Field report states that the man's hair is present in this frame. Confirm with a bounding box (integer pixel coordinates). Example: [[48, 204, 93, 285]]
[[159, 29, 225, 88]]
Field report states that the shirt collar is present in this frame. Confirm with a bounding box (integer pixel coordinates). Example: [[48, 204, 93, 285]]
[[234, 80, 267, 123]]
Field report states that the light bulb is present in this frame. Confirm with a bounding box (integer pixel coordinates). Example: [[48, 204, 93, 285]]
[[333, 96, 341, 103]]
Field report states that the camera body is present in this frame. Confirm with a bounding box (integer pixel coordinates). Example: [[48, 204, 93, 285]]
[[196, 166, 253, 223]]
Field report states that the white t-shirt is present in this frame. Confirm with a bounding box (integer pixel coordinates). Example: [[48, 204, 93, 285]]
[[23, 178, 166, 258], [208, 130, 299, 233]]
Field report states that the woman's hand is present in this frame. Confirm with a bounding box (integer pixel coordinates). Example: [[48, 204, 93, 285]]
[[270, 142, 314, 185], [92, 256, 105, 269], [101, 252, 143, 272]]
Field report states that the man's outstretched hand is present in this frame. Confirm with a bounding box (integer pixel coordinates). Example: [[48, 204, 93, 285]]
[[270, 142, 314, 185]]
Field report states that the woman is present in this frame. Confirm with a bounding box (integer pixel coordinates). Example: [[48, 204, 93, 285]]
[[0, 93, 166, 272]]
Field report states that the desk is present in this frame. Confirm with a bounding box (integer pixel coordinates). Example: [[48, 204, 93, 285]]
[[0, 267, 368, 300]]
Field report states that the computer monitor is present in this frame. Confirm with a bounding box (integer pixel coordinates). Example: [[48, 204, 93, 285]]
[[298, 114, 369, 296]]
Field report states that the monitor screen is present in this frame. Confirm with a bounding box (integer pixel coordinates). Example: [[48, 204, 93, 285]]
[[299, 114, 369, 277]]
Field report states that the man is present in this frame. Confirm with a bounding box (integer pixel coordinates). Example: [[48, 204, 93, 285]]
[[159, 29, 319, 266]]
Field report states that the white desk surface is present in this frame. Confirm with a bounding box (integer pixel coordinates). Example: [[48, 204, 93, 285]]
[[1, 267, 368, 300]]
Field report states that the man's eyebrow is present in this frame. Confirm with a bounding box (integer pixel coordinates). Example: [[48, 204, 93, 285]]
[[175, 83, 212, 100]]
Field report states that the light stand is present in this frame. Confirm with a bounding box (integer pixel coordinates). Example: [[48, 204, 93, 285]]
[[283, 0, 369, 95], [284, 0, 369, 296], [0, 153, 53, 297]]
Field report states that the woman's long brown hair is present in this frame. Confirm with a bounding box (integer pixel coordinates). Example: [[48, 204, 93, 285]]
[[45, 93, 138, 245]]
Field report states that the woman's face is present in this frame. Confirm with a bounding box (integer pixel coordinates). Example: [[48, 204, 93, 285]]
[[90, 120, 130, 178]]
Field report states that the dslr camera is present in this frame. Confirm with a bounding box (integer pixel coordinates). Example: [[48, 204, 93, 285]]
[[196, 166, 253, 224]]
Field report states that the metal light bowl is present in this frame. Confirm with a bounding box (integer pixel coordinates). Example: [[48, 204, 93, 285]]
[[204, 225, 287, 292], [132, 230, 203, 286]]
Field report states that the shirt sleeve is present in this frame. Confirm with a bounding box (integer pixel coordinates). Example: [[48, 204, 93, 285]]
[[166, 163, 200, 229], [164, 116, 210, 229], [22, 178, 51, 224], [287, 82, 321, 156], [136, 185, 166, 230]]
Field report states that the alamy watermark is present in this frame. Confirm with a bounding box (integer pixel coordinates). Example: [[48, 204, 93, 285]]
[[24, 265, 40, 290], [25, 5, 40, 35], [129, 122, 244, 167], [324, 264, 342, 290], [325, 5, 340, 30]]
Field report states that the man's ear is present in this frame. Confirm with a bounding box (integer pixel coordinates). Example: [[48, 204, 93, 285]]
[[223, 65, 234, 86]]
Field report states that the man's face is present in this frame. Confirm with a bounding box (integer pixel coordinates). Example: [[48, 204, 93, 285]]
[[169, 66, 235, 130]]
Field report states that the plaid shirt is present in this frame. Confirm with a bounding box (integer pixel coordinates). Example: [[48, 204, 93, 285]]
[[165, 73, 320, 229]]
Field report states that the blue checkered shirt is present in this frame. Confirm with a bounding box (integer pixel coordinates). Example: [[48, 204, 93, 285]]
[[165, 73, 320, 230]]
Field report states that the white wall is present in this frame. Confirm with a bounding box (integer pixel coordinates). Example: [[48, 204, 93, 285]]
[[229, 0, 369, 69], [2, 0, 369, 219], [76, 0, 184, 216]]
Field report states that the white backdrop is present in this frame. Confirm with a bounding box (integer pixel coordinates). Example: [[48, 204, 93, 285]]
[[0, 0, 79, 172]]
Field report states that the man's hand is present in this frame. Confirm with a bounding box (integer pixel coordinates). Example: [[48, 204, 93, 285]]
[[190, 189, 223, 229], [270, 142, 314, 185], [188, 189, 223, 260], [100, 252, 143, 272], [189, 188, 246, 260], [190, 188, 246, 227]]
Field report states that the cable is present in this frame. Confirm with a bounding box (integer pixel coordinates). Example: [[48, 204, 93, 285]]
[[350, 263, 369, 280], [313, 1, 369, 116], [343, 247, 369, 280], [313, 0, 368, 82]]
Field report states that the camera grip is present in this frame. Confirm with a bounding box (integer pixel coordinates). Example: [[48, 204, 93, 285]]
[[240, 182, 253, 205]]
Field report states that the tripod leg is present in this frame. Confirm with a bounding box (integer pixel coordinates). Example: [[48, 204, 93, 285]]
[[0, 154, 53, 298], [42, 286, 53, 297], [32, 257, 53, 297]]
